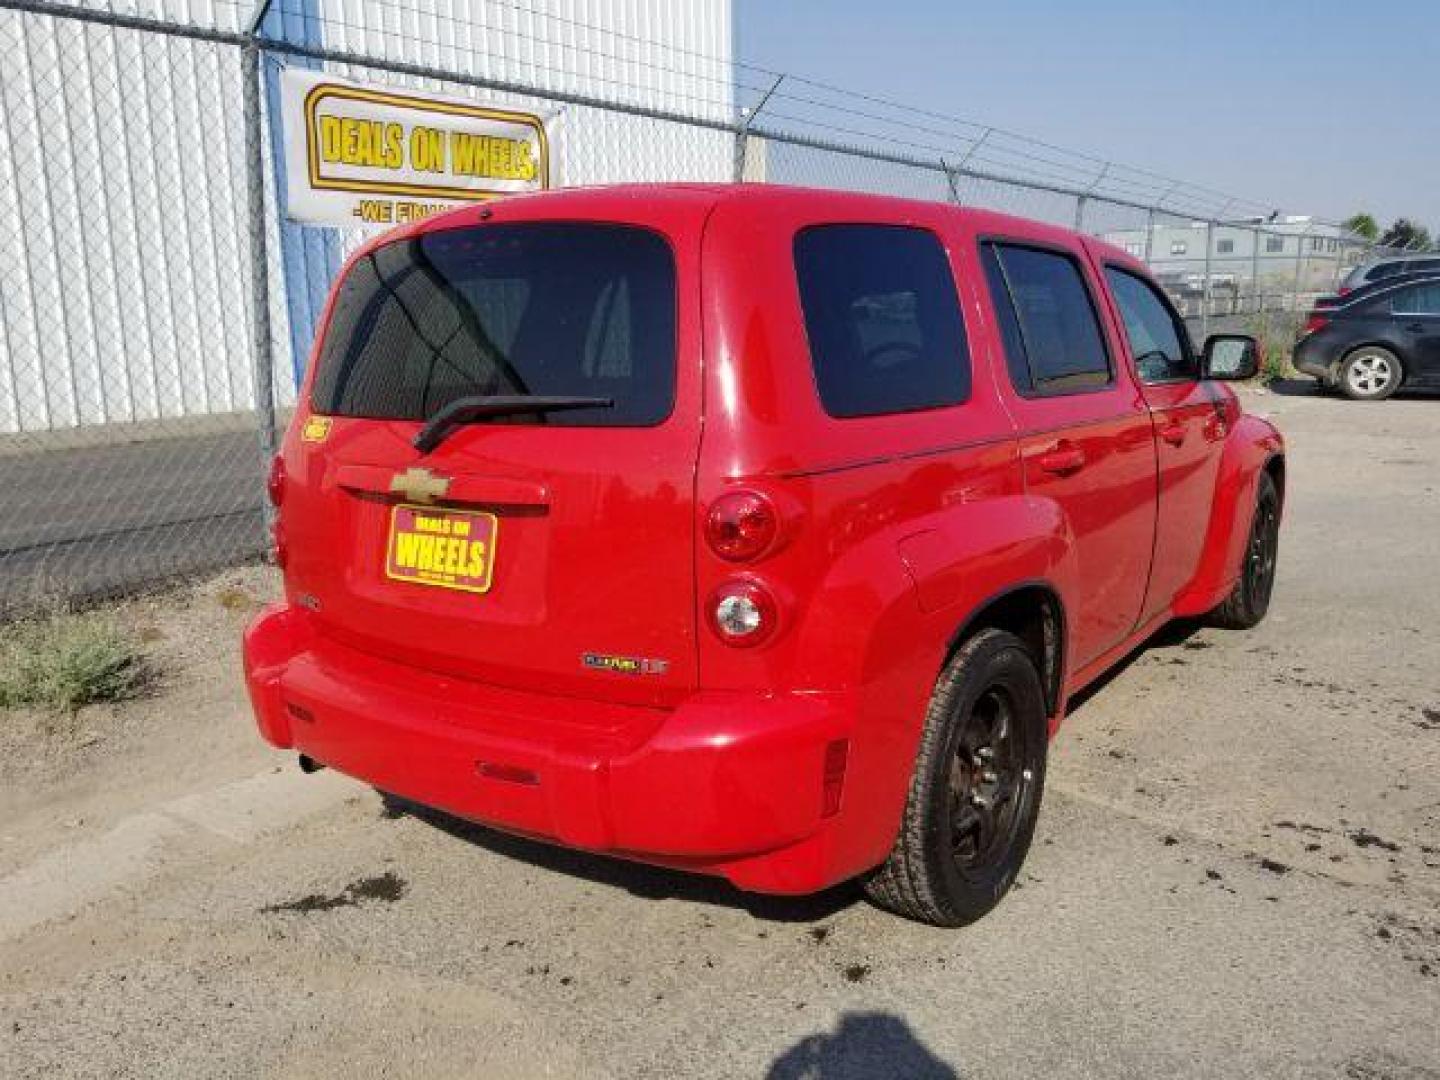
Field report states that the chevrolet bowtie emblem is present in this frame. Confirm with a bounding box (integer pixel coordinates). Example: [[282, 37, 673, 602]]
[[390, 467, 451, 505]]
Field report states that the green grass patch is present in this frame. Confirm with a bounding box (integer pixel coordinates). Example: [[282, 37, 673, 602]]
[[1244, 310, 1302, 384], [0, 610, 152, 713]]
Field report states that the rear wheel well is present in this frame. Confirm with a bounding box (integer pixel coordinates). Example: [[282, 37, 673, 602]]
[[948, 586, 1064, 719]]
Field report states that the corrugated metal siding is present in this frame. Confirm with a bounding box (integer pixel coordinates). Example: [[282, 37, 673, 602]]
[[0, 12, 255, 432], [0, 0, 733, 433]]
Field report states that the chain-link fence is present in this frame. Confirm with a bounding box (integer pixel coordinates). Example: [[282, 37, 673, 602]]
[[0, 0, 1428, 611]]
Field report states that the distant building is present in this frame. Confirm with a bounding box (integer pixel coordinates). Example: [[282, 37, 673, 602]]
[[1104, 216, 1361, 298]]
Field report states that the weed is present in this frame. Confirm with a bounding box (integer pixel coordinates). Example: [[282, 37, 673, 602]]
[[0, 610, 152, 713]]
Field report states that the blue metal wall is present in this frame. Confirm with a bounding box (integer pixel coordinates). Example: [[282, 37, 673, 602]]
[[260, 1, 344, 389]]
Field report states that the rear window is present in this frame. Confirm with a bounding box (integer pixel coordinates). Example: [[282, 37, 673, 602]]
[[312, 223, 676, 426], [793, 225, 971, 418]]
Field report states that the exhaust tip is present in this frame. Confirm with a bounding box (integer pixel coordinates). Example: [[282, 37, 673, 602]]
[[298, 754, 325, 774]]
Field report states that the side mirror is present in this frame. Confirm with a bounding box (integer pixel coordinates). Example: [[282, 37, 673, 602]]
[[1203, 334, 1260, 381]]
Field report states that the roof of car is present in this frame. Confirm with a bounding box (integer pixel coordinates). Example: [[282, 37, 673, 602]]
[[1367, 252, 1440, 266], [381, 182, 1139, 268], [1334, 271, 1440, 310]]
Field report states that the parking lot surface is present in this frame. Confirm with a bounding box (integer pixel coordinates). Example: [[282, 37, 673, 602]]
[[2, 385, 1438, 1079]]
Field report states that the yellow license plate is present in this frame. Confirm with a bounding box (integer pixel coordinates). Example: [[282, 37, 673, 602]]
[[385, 504, 497, 594]]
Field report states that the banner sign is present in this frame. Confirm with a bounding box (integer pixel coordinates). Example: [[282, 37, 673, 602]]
[[280, 68, 553, 228]]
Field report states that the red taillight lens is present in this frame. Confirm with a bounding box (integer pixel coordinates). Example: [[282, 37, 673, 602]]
[[1337, 286, 1352, 296], [822, 739, 849, 818], [1303, 312, 1329, 336], [707, 577, 779, 647], [266, 454, 286, 508], [705, 490, 779, 562]]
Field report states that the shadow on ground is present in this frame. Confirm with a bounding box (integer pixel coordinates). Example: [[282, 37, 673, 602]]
[[767, 1012, 960, 1079], [1063, 617, 1204, 718], [379, 793, 862, 923], [1267, 376, 1440, 400], [1266, 378, 1322, 397]]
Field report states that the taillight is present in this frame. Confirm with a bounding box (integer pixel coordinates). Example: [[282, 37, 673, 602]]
[[266, 454, 286, 507], [705, 490, 779, 562], [1303, 312, 1329, 336], [707, 577, 779, 647], [822, 739, 849, 818]]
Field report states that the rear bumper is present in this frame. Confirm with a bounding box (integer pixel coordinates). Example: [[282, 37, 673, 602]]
[[1291, 337, 1334, 381], [242, 604, 869, 894]]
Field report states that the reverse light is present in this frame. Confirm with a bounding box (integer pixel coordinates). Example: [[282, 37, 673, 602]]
[[708, 577, 779, 647], [266, 454, 286, 507], [706, 490, 779, 562]]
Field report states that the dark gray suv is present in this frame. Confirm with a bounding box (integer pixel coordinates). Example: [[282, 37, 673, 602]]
[[1339, 254, 1440, 295]]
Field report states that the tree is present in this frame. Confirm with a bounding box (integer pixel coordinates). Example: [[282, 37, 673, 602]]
[[1379, 218, 1433, 251], [1343, 213, 1378, 241]]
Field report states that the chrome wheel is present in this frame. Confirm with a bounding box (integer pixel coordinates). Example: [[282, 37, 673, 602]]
[[1344, 350, 1396, 398]]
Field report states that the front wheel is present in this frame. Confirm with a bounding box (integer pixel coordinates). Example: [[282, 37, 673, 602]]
[[864, 628, 1047, 927], [1209, 471, 1280, 629]]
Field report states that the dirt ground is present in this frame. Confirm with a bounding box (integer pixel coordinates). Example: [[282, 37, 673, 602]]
[[2, 384, 1438, 1079]]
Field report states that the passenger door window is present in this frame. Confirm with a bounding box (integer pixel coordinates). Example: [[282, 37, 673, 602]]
[[1104, 266, 1197, 382], [793, 224, 971, 418], [981, 243, 1112, 395]]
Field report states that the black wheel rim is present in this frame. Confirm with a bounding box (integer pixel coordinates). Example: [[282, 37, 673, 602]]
[[1245, 492, 1279, 613], [947, 685, 1029, 871]]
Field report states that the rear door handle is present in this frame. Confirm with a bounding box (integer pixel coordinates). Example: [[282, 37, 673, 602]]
[[1159, 420, 1187, 447], [1405, 322, 1425, 333], [1035, 442, 1086, 477]]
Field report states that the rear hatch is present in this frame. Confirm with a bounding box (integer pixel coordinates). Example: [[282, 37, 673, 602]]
[[279, 207, 706, 707]]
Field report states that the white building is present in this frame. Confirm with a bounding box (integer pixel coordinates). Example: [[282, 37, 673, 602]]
[[0, 0, 735, 434], [1103, 216, 1361, 297]]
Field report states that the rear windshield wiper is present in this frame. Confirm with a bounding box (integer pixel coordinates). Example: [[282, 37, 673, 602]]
[[413, 395, 614, 453]]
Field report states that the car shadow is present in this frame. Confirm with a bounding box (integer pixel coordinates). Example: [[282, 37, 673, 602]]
[[1062, 617, 1205, 719], [767, 1012, 960, 1079], [1265, 377, 1323, 397], [379, 792, 862, 923], [1266, 376, 1440, 401]]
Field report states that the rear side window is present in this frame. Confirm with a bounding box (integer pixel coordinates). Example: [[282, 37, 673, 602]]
[[312, 223, 676, 426], [1388, 283, 1440, 315], [982, 243, 1112, 395], [793, 225, 970, 418], [1104, 266, 1196, 382]]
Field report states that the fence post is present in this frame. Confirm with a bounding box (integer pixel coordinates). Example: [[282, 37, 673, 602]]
[[733, 74, 782, 183], [1291, 226, 1308, 314], [241, 31, 278, 529], [939, 158, 963, 205], [1073, 195, 1087, 233], [1143, 207, 1155, 264], [1250, 226, 1261, 315], [1200, 222, 1214, 340]]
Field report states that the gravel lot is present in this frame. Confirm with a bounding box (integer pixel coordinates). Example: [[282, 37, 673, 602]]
[[2, 384, 1438, 1080]]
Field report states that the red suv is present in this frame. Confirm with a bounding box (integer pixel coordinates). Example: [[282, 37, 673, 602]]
[[244, 184, 1284, 926]]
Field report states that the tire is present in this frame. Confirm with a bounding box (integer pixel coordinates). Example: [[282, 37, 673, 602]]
[[864, 627, 1047, 927], [1209, 471, 1281, 630], [1339, 346, 1402, 401]]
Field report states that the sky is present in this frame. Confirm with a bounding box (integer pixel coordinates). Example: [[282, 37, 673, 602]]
[[736, 0, 1439, 231]]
